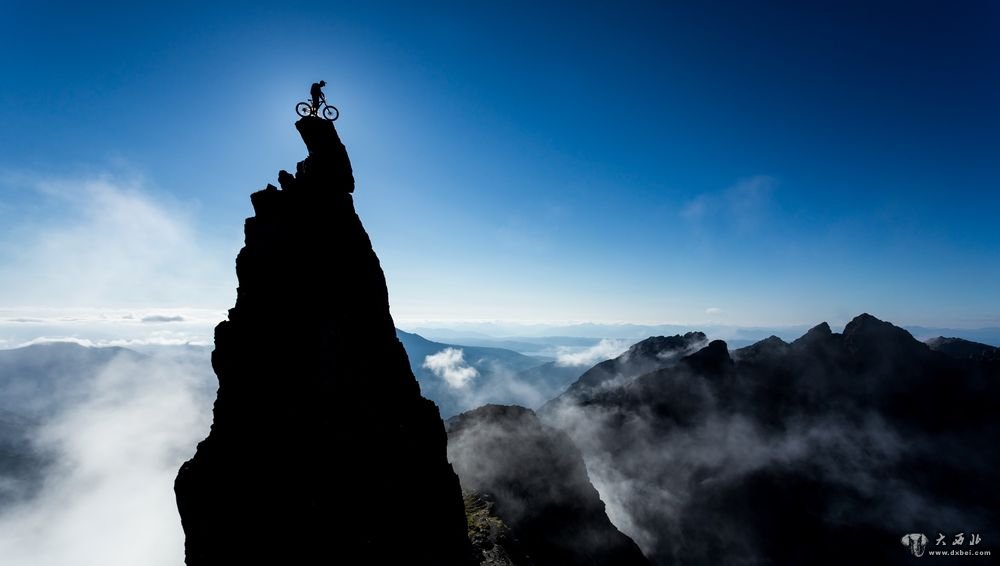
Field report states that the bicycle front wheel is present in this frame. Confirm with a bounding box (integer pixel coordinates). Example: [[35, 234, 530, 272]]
[[296, 102, 312, 117], [322, 105, 339, 121]]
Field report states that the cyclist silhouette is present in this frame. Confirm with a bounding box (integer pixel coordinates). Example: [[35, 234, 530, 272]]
[[296, 82, 339, 121], [310, 80, 327, 112]]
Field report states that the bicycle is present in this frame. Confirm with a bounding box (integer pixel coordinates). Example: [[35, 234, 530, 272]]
[[296, 100, 339, 121]]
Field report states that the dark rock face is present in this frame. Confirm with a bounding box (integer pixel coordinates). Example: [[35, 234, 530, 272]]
[[447, 405, 650, 566], [927, 336, 1000, 362], [547, 332, 707, 405], [175, 117, 474, 565], [731, 335, 788, 364], [542, 314, 1000, 565]]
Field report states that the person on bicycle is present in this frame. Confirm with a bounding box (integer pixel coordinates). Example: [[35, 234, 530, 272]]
[[310, 80, 327, 113]]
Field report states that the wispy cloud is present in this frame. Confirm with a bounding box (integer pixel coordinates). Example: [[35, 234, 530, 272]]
[[0, 174, 233, 309], [680, 194, 710, 221], [555, 338, 630, 367], [680, 175, 776, 232], [141, 314, 185, 323], [423, 347, 479, 388], [14, 335, 212, 348]]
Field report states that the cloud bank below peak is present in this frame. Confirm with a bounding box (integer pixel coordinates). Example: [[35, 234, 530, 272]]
[[555, 339, 631, 367]]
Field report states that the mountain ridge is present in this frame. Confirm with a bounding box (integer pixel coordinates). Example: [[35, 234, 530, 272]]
[[540, 313, 1000, 564]]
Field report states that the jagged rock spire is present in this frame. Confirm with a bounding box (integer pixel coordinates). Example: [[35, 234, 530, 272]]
[[175, 116, 474, 565]]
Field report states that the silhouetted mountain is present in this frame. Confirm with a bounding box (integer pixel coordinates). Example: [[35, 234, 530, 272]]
[[730, 334, 788, 363], [906, 325, 1000, 347], [448, 405, 650, 566], [174, 117, 474, 565], [543, 332, 707, 410], [542, 313, 1000, 565], [412, 323, 1000, 348], [396, 329, 582, 417], [926, 336, 1000, 362]]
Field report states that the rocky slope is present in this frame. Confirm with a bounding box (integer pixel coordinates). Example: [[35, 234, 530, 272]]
[[448, 404, 650, 566], [542, 313, 1000, 565], [547, 332, 707, 405], [174, 116, 474, 565], [926, 336, 1000, 361]]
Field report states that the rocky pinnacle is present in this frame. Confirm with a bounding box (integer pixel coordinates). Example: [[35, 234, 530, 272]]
[[174, 116, 474, 565]]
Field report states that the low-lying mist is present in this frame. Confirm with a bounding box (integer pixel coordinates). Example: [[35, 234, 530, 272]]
[[0, 345, 214, 566]]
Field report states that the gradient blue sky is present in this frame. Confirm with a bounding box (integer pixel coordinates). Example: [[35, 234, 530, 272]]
[[1, 0, 998, 330]]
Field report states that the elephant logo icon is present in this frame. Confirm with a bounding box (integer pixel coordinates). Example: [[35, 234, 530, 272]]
[[902, 533, 928, 557]]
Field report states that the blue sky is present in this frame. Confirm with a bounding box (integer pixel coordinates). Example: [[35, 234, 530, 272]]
[[1, 0, 998, 334]]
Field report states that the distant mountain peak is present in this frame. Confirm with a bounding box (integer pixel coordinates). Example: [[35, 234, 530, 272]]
[[733, 335, 790, 364], [843, 312, 898, 337], [624, 332, 708, 360], [841, 313, 928, 360], [927, 336, 1000, 361], [796, 321, 833, 341], [563, 332, 708, 393], [681, 339, 733, 374]]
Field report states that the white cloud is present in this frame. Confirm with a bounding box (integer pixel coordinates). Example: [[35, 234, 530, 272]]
[[0, 348, 215, 566], [423, 347, 479, 388], [14, 335, 212, 349], [141, 314, 185, 323], [706, 307, 722, 315], [555, 338, 630, 367], [0, 175, 234, 309]]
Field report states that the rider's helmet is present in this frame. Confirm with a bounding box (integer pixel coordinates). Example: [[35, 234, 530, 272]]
[[319, 80, 326, 86]]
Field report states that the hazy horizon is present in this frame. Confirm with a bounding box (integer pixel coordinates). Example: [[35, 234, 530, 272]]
[[3, 307, 999, 351]]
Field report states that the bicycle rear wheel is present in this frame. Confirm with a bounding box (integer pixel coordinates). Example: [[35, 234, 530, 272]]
[[322, 104, 339, 121], [296, 102, 312, 117]]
